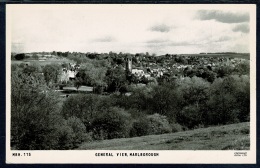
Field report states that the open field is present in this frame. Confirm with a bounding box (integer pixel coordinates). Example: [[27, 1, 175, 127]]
[[78, 122, 249, 150], [11, 58, 74, 65], [63, 86, 93, 92]]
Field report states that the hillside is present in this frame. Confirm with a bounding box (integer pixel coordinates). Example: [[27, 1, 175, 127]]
[[78, 122, 250, 150]]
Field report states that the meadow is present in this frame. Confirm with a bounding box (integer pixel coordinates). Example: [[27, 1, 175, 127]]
[[78, 122, 249, 150]]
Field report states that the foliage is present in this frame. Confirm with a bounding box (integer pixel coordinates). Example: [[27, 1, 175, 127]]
[[66, 116, 88, 147], [206, 75, 250, 125], [130, 113, 173, 137], [177, 76, 210, 107], [42, 64, 61, 86], [61, 94, 100, 128], [15, 53, 25, 60], [130, 119, 150, 137], [76, 63, 107, 92], [105, 66, 127, 92], [146, 113, 172, 135], [91, 107, 132, 140], [233, 61, 250, 76], [22, 63, 42, 75], [177, 105, 203, 129], [148, 85, 179, 117], [11, 69, 62, 149], [171, 123, 184, 133], [11, 51, 251, 148], [54, 119, 75, 150]]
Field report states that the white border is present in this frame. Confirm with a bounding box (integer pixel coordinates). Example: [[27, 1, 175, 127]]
[[6, 4, 256, 164]]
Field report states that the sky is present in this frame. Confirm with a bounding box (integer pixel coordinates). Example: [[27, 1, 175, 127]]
[[9, 5, 251, 55]]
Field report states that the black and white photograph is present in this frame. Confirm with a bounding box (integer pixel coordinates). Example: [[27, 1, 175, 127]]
[[6, 4, 256, 164]]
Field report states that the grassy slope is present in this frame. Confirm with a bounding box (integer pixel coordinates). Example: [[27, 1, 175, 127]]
[[78, 122, 250, 150]]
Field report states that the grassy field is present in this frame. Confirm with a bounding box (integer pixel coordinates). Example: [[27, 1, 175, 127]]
[[11, 58, 74, 66], [78, 122, 250, 150], [63, 86, 93, 92]]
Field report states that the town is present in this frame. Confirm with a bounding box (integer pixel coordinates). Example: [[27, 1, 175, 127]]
[[11, 51, 250, 150], [12, 51, 249, 94]]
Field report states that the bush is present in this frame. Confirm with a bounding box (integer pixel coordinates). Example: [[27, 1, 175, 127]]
[[171, 123, 184, 133], [67, 116, 87, 147], [54, 117, 93, 149], [176, 105, 203, 129], [130, 114, 172, 137], [146, 114, 172, 135], [55, 120, 75, 150], [61, 94, 100, 125], [130, 119, 150, 137], [91, 107, 132, 140]]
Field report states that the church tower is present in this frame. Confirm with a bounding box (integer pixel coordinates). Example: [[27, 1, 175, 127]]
[[125, 57, 132, 75]]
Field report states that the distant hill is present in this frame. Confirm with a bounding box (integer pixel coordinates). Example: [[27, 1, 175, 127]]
[[180, 53, 250, 59]]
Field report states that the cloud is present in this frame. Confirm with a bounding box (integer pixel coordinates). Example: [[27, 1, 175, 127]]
[[211, 36, 232, 43], [146, 39, 170, 44], [149, 24, 172, 33], [92, 36, 116, 42], [196, 10, 249, 23], [146, 39, 195, 49], [232, 24, 249, 33]]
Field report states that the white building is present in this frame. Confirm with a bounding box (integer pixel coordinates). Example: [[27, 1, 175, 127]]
[[132, 69, 144, 77]]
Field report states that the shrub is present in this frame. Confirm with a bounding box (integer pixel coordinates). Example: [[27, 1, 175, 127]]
[[130, 119, 150, 137], [177, 105, 203, 129], [130, 114, 172, 137], [67, 116, 87, 147], [61, 94, 100, 125], [146, 113, 172, 135], [171, 123, 184, 133], [53, 117, 93, 149], [55, 121, 75, 150], [91, 107, 132, 140]]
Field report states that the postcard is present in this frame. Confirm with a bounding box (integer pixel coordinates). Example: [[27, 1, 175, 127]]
[[6, 4, 256, 164]]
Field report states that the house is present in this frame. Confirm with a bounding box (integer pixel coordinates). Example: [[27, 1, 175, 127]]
[[59, 68, 78, 82], [132, 69, 144, 77]]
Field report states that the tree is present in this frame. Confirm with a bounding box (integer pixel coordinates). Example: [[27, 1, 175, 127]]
[[23, 63, 42, 75], [205, 75, 249, 125], [234, 61, 250, 75], [216, 66, 234, 78], [200, 70, 216, 83], [42, 64, 61, 86], [91, 107, 132, 140], [11, 70, 62, 149], [32, 54, 39, 60], [130, 119, 150, 137], [130, 113, 172, 137], [105, 66, 127, 92], [76, 63, 107, 93], [177, 105, 203, 129], [149, 85, 179, 118], [177, 76, 210, 108], [66, 116, 87, 147], [15, 53, 25, 60], [61, 94, 101, 128], [146, 113, 172, 134]]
